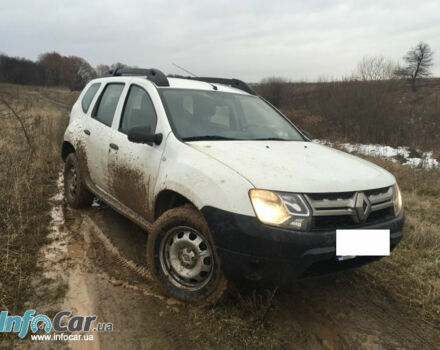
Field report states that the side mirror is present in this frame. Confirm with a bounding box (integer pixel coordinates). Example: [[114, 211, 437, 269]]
[[127, 127, 163, 146]]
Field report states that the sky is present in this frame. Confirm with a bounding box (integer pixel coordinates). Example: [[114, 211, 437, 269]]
[[1, 0, 439, 82]]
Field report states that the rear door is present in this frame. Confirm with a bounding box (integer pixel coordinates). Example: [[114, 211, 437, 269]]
[[87, 82, 125, 192], [106, 83, 162, 220]]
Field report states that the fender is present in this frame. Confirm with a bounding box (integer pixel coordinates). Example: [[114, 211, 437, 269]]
[[154, 135, 256, 217]]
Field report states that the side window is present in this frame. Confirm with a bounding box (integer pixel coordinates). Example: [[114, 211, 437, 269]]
[[93, 83, 124, 127], [120, 85, 157, 134], [81, 83, 100, 113]]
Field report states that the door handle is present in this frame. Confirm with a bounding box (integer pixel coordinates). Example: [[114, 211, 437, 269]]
[[109, 143, 119, 150], [84, 129, 91, 136]]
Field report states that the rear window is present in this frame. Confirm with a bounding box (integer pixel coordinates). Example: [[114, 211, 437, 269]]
[[81, 83, 100, 113]]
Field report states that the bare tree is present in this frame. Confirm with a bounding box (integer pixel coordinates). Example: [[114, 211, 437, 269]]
[[38, 52, 96, 89], [110, 62, 128, 70], [68, 56, 97, 90], [96, 64, 110, 77], [355, 56, 397, 81], [396, 41, 434, 91], [38, 52, 64, 86]]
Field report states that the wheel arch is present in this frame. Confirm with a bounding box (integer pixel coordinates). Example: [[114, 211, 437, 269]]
[[154, 189, 196, 220], [61, 141, 75, 161]]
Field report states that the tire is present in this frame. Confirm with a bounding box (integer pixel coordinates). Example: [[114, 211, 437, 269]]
[[64, 153, 94, 209], [147, 206, 227, 306]]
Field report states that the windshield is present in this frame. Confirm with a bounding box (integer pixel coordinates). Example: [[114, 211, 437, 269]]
[[160, 89, 305, 141]]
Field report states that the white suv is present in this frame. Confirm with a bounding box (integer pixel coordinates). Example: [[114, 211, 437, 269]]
[[62, 68, 404, 304]]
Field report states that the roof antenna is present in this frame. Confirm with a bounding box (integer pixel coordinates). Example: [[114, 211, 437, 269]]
[[172, 63, 198, 77], [172, 63, 218, 91]]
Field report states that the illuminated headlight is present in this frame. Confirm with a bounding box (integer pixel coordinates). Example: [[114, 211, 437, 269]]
[[393, 183, 403, 216], [249, 189, 311, 231]]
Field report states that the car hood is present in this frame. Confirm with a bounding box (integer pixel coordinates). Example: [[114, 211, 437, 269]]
[[187, 141, 395, 193]]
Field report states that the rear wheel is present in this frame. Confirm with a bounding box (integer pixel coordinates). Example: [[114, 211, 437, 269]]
[[64, 153, 93, 208], [147, 206, 227, 305]]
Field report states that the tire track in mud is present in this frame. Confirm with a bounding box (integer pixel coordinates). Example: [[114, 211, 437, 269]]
[[70, 213, 197, 350], [80, 216, 154, 283], [49, 173, 101, 350], [19, 172, 196, 350], [61, 187, 198, 349], [281, 275, 440, 350]]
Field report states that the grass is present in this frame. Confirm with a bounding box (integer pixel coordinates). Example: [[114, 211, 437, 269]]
[[187, 289, 291, 349], [0, 83, 74, 314], [356, 157, 440, 326]]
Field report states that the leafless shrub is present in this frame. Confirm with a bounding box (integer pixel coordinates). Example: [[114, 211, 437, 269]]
[[0, 90, 33, 151], [354, 56, 398, 81], [255, 77, 289, 108], [256, 75, 440, 151]]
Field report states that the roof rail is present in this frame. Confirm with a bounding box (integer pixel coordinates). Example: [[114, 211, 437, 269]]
[[104, 68, 169, 87], [185, 77, 256, 95]]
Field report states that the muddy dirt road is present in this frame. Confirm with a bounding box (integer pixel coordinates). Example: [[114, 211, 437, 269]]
[[17, 174, 439, 350]]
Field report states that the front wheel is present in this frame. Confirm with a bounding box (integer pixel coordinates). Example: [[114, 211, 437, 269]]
[[147, 206, 227, 305]]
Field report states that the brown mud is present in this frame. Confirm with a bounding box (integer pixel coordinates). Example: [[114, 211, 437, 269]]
[[14, 173, 440, 350], [108, 164, 150, 220]]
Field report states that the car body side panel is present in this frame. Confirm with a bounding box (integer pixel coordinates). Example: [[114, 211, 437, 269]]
[[154, 134, 256, 217]]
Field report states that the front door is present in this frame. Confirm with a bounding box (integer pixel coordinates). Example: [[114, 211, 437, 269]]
[[107, 83, 163, 221]]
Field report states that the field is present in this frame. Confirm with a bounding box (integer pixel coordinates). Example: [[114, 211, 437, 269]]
[[0, 83, 439, 349], [0, 84, 74, 313], [255, 78, 440, 154]]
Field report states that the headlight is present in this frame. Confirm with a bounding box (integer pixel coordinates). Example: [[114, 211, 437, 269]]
[[393, 183, 403, 216], [249, 189, 311, 230]]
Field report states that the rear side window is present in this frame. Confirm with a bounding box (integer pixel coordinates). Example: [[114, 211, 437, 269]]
[[81, 83, 100, 113], [120, 85, 157, 134], [93, 83, 124, 127]]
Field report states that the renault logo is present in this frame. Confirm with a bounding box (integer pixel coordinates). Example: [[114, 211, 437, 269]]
[[354, 192, 371, 222]]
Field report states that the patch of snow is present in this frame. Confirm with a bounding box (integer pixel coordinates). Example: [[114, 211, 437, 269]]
[[340, 143, 411, 159], [315, 140, 439, 171]]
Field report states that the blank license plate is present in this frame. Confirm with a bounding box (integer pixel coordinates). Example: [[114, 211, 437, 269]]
[[336, 229, 390, 257]]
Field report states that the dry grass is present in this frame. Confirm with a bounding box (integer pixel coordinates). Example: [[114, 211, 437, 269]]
[[354, 156, 440, 326], [256, 78, 440, 151], [187, 289, 290, 349], [0, 83, 73, 313]]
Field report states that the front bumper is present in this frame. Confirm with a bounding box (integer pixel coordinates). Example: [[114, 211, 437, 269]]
[[201, 207, 404, 284]]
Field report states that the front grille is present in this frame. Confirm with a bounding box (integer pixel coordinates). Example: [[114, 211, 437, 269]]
[[313, 207, 394, 230], [305, 186, 394, 231], [313, 215, 354, 230]]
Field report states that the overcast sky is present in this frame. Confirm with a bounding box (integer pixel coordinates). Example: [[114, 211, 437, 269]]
[[1, 0, 439, 82]]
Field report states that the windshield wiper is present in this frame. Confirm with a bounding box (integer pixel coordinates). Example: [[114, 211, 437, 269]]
[[182, 135, 240, 141], [253, 137, 290, 141]]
